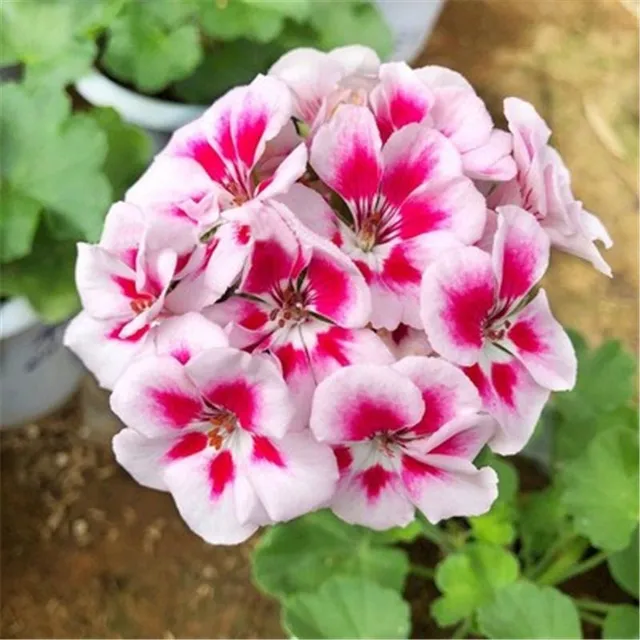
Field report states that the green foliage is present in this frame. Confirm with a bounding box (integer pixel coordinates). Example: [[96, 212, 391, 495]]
[[607, 528, 639, 598], [603, 605, 640, 639], [102, 0, 203, 94], [252, 509, 409, 598], [431, 543, 520, 626], [469, 458, 519, 546], [476, 581, 582, 639], [283, 576, 411, 639], [561, 427, 639, 551]]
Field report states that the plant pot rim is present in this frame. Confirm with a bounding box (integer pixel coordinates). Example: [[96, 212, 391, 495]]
[[75, 70, 208, 132], [0, 297, 40, 341]]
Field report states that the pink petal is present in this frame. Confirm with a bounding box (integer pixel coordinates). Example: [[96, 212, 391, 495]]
[[153, 313, 228, 365], [275, 184, 337, 240], [395, 176, 486, 243], [110, 356, 204, 437], [461, 129, 517, 181], [504, 97, 551, 166], [302, 322, 394, 385], [420, 246, 496, 365], [327, 44, 380, 76], [379, 325, 434, 359], [255, 143, 307, 200], [332, 459, 415, 530], [392, 356, 481, 436], [112, 429, 180, 491], [310, 364, 424, 443], [310, 104, 383, 221], [493, 205, 549, 307], [75, 243, 139, 320], [370, 62, 435, 142], [185, 348, 294, 439], [269, 48, 344, 123], [99, 202, 146, 264], [475, 208, 499, 254], [381, 124, 463, 209], [245, 431, 339, 522], [504, 290, 577, 391], [401, 454, 497, 523], [63, 312, 150, 390], [163, 449, 260, 545]]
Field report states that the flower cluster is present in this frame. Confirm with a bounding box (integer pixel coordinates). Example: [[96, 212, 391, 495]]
[[66, 45, 611, 545]]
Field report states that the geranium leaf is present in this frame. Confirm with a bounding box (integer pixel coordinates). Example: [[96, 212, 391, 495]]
[[562, 427, 639, 551], [200, 1, 285, 43], [251, 509, 409, 597], [607, 528, 639, 598], [477, 581, 582, 639], [603, 605, 640, 639], [431, 542, 520, 627], [283, 576, 411, 639]]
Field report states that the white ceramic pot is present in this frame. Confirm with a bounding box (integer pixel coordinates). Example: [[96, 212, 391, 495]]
[[375, 0, 446, 62], [0, 299, 84, 428]]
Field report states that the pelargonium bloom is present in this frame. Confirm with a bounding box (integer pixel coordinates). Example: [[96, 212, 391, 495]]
[[208, 203, 393, 419], [310, 358, 498, 529], [421, 206, 577, 454], [309, 104, 485, 329], [489, 97, 612, 275], [111, 346, 338, 545]]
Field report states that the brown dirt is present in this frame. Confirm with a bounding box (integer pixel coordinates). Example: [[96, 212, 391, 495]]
[[2, 0, 638, 638]]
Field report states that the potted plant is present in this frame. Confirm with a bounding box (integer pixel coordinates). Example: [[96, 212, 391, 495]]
[[1, 0, 444, 148], [0, 59, 152, 426]]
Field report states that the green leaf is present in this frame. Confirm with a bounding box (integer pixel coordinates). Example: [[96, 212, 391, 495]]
[[374, 519, 425, 544], [520, 486, 571, 563], [283, 576, 411, 639], [200, 1, 285, 43], [308, 1, 393, 58], [431, 542, 520, 627], [240, 0, 311, 21], [607, 528, 639, 598], [562, 427, 639, 551], [88, 107, 152, 200], [552, 335, 636, 461], [251, 510, 409, 597], [23, 39, 97, 89], [1, 83, 111, 244], [172, 40, 285, 104], [0, 183, 41, 263], [0, 223, 79, 323], [102, 1, 203, 94], [476, 581, 582, 639], [603, 605, 640, 639]]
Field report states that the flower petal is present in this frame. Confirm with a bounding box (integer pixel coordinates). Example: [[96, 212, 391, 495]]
[[380, 124, 463, 209], [402, 454, 497, 523], [99, 202, 146, 265], [392, 356, 481, 436], [420, 246, 496, 365], [504, 290, 576, 391], [461, 129, 516, 181], [310, 364, 424, 443], [369, 62, 434, 142], [185, 347, 294, 438], [310, 104, 382, 221], [110, 356, 204, 437], [275, 184, 337, 240], [245, 431, 339, 522], [163, 449, 259, 545], [493, 205, 550, 307], [255, 142, 307, 200], [63, 312, 150, 390], [328, 44, 380, 75]]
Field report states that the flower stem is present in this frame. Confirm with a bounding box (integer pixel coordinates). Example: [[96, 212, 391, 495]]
[[575, 598, 617, 614], [551, 550, 610, 585], [410, 564, 434, 580], [531, 535, 591, 586], [579, 610, 605, 627], [452, 618, 472, 639], [416, 514, 455, 553]]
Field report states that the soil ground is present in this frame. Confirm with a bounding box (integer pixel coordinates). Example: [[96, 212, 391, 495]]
[[2, 0, 638, 638]]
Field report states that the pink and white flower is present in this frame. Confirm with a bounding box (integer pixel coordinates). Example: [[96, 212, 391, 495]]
[[111, 347, 338, 545], [413, 66, 517, 181], [421, 206, 577, 454], [310, 104, 485, 330], [207, 203, 393, 420], [310, 358, 498, 529], [489, 97, 612, 275]]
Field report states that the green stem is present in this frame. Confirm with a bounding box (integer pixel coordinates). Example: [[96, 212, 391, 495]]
[[410, 564, 435, 580], [452, 618, 472, 639], [579, 610, 605, 627], [527, 532, 578, 580], [575, 598, 618, 614], [535, 538, 591, 586], [551, 550, 609, 585], [417, 514, 455, 553]]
